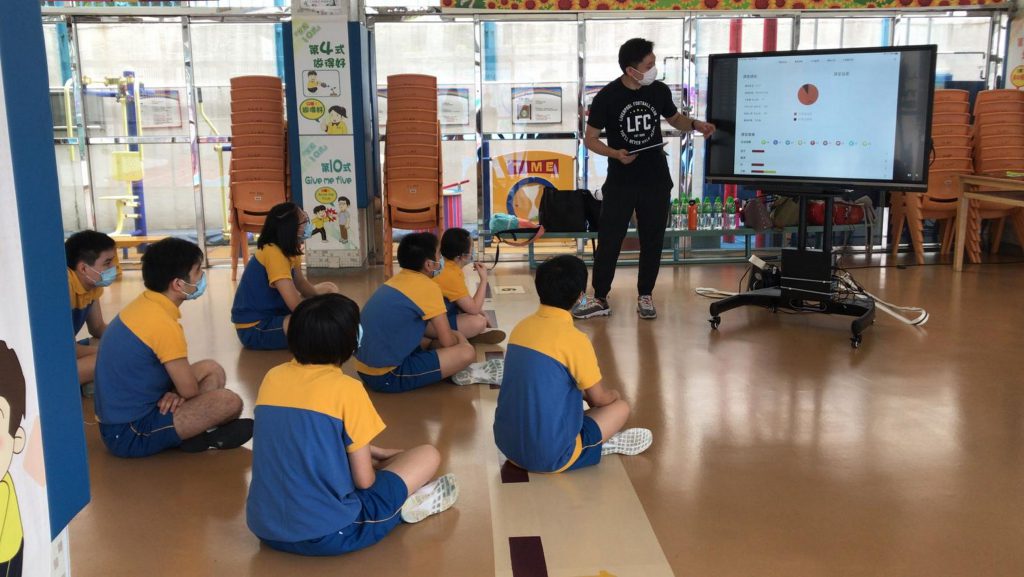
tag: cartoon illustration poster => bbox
[0,87,52,575]
[299,135,361,257]
[292,16,353,137]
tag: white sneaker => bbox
[452,359,504,386]
[401,473,460,523]
[601,428,653,456]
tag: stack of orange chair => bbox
[229,75,288,280]
[966,89,1024,262]
[891,89,974,265]
[383,74,443,277]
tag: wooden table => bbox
[955,175,1024,272]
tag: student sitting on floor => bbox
[355,232,503,392]
[231,202,341,350]
[246,293,459,556]
[94,238,252,458]
[434,228,506,345]
[493,255,653,473]
[65,230,117,395]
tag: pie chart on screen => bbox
[798,83,819,105]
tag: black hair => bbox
[535,255,588,310]
[618,38,655,73]
[257,202,304,257]
[141,237,203,293]
[307,71,317,77]
[328,105,347,118]
[440,227,472,260]
[288,293,360,366]
[65,230,116,268]
[338,196,350,207]
[0,341,26,438]
[397,232,438,271]
[313,205,327,215]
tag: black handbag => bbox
[539,187,587,232]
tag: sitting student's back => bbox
[494,255,652,474]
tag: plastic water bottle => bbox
[671,199,681,229]
[724,197,735,230]
[687,200,697,231]
[713,197,724,230]
[731,198,741,229]
[701,197,712,230]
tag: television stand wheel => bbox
[709,316,721,330]
[851,334,862,349]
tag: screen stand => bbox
[708,191,875,348]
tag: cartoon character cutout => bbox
[337,196,351,243]
[305,71,339,97]
[321,106,349,135]
[311,205,329,242]
[0,341,26,577]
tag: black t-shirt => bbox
[587,78,678,188]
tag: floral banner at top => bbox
[442,0,1002,10]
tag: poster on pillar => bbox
[1008,16,1024,90]
[292,14,363,267]
[299,135,363,266]
[490,151,575,223]
[292,16,353,137]
[0,81,53,576]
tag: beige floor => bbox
[71,253,1024,577]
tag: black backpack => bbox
[539,187,601,232]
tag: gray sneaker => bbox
[637,295,657,320]
[572,295,611,319]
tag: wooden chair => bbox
[229,180,288,280]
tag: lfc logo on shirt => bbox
[617,101,658,147]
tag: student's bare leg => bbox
[314,282,340,295]
[436,332,475,378]
[455,313,488,339]
[381,444,441,495]
[585,399,630,442]
[172,389,244,440]
[77,355,97,385]
[191,359,227,393]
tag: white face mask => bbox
[632,65,658,86]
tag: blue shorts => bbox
[261,470,408,556]
[358,349,442,393]
[445,302,460,331]
[236,316,288,350]
[99,406,182,458]
[564,416,604,472]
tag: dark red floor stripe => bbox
[509,536,549,577]
[500,460,529,484]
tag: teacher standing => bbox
[573,38,715,321]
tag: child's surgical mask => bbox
[88,265,118,288]
[301,220,314,240]
[180,273,207,301]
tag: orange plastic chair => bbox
[974,111,1024,126]
[232,168,286,183]
[232,122,285,136]
[231,99,284,113]
[231,157,284,171]
[383,178,442,277]
[977,134,1024,149]
[933,101,970,114]
[931,123,971,137]
[232,134,285,149]
[933,89,969,103]
[974,100,1024,115]
[229,180,288,280]
[976,123,1024,138]
[975,89,1024,107]
[231,111,285,126]
[386,120,439,136]
[232,145,284,160]
[385,132,440,147]
[388,96,438,112]
[930,157,973,172]
[933,146,972,159]
[387,108,438,124]
[385,143,440,158]
[933,134,972,148]
[388,74,437,91]
[385,155,441,170]
[231,87,282,102]
[932,112,971,125]
[898,169,970,264]
[230,76,283,90]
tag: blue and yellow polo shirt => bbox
[434,262,470,304]
[68,268,103,336]
[231,244,302,328]
[493,306,602,473]
[247,361,386,542]
[94,291,187,424]
[354,269,447,375]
